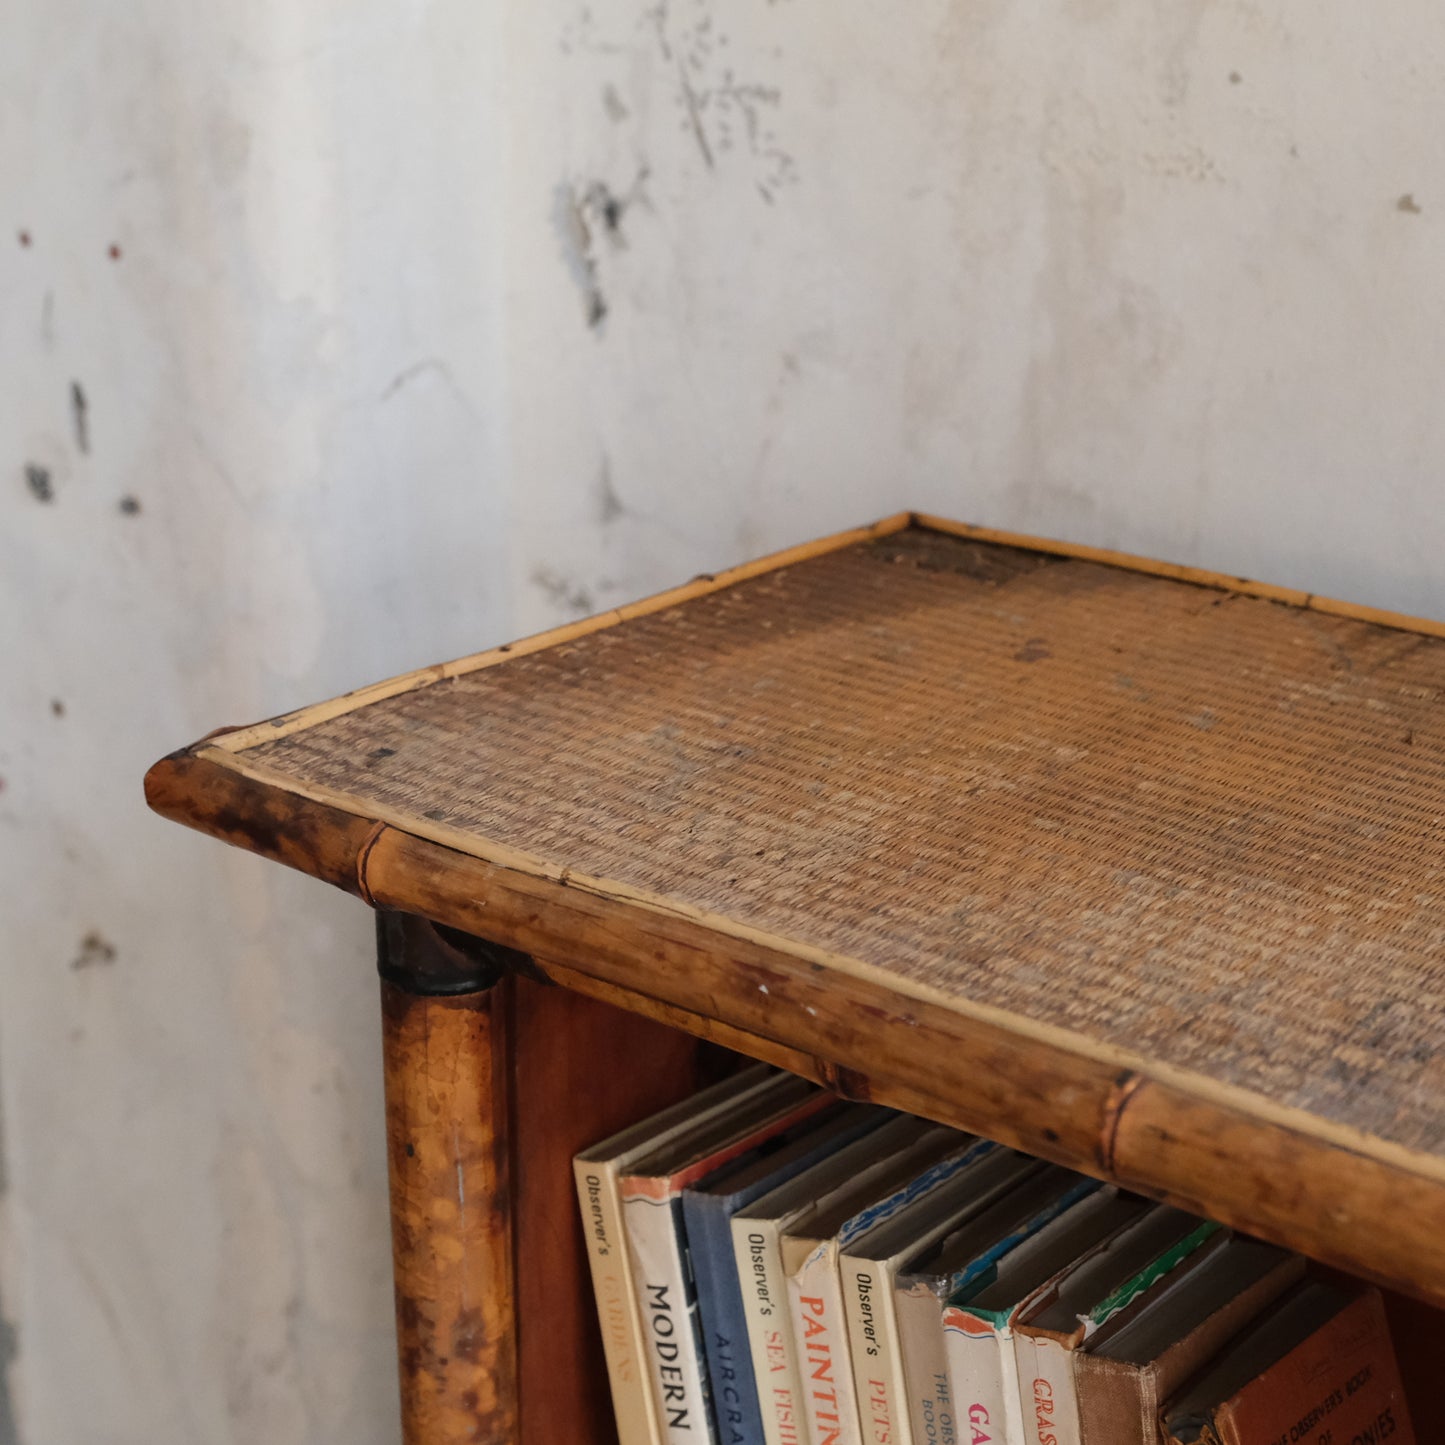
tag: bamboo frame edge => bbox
[158,744,1445,1197]
[910,513,1445,640]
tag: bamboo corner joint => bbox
[376,909,535,998]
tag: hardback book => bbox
[1011,1205,1221,1445]
[1159,1280,1416,1445]
[942,1188,1151,1445]
[895,1165,1102,1445]
[684,1103,896,1445]
[1074,1235,1304,1445]
[839,1145,1041,1445]
[575,1064,781,1445]
[782,1128,994,1445]
[731,1116,962,1445]
[623,1072,835,1445]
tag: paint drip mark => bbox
[596,457,625,523]
[678,63,715,170]
[24,464,53,503]
[554,182,607,328]
[70,381,89,454]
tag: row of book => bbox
[573,1066,1415,1445]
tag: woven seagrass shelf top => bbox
[147,512,1445,1305]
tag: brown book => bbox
[1012,1206,1220,1445]
[1074,1236,1304,1444]
[1160,1280,1416,1445]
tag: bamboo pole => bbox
[378,913,517,1445]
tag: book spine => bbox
[944,1312,1024,1445]
[1013,1334,1080,1445]
[840,1254,911,1445]
[685,1190,766,1445]
[625,1191,719,1445]
[788,1243,864,1445]
[733,1216,809,1445]
[896,1283,956,1445]
[574,1157,663,1445]
[1071,1356,1151,1445]
[995,1326,1025,1445]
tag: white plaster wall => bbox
[2,2,1444,1441]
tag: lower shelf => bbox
[502,976,1445,1445]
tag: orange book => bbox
[1160,1280,1415,1445]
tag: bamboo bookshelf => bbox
[146,513,1445,1444]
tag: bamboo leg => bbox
[378,912,518,1445]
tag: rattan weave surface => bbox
[246,528,1445,1156]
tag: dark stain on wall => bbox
[72,931,117,970]
[553,171,649,331]
[0,1080,17,1445]
[23,465,52,503]
[531,565,594,616]
[0,1290,18,1445]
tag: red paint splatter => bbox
[108,243,122,261]
[18,230,31,247]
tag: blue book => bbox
[683,1103,894,1445]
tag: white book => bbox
[731,1116,941,1445]
[839,1146,1039,1445]
[623,1074,832,1445]
[941,1189,1144,1445]
[782,1128,983,1445]
[575,1066,780,1445]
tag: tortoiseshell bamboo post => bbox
[377,911,519,1445]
